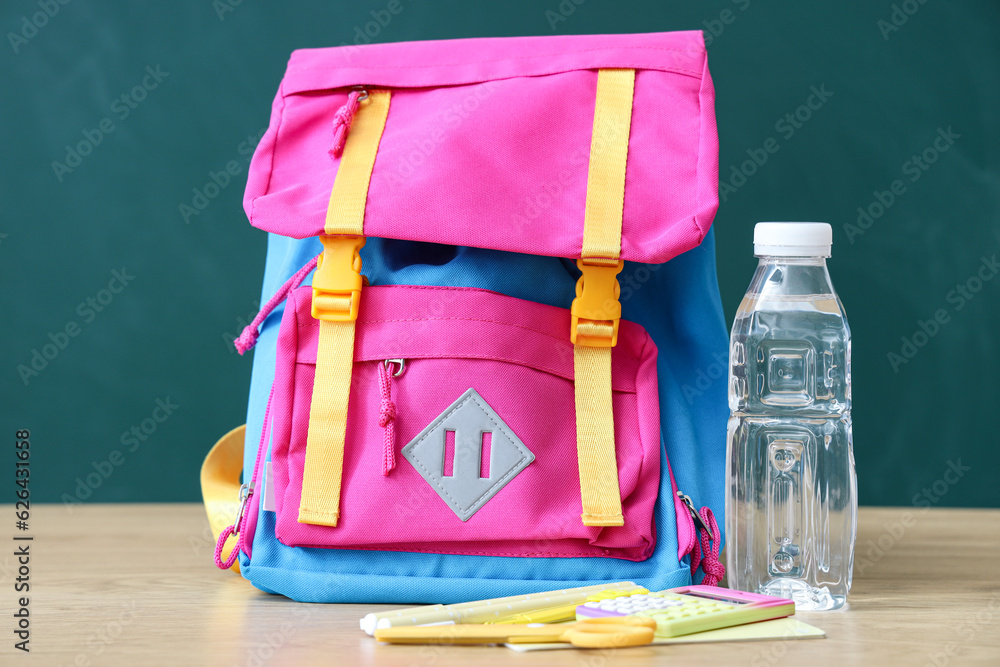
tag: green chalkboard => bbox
[1,1,997,508]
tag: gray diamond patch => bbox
[402,388,533,521]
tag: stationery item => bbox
[202,30,730,605]
[374,616,658,649]
[576,585,794,638]
[375,585,647,630]
[491,587,648,625]
[505,617,825,652]
[360,582,638,635]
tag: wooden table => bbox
[5,505,999,665]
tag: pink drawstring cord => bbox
[378,360,399,475]
[329,90,365,159]
[690,506,725,586]
[234,255,320,355]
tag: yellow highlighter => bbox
[492,588,648,624]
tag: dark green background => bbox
[2,1,997,508]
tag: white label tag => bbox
[262,461,276,512]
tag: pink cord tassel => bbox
[690,506,725,586]
[329,90,364,159]
[378,361,398,475]
[234,255,320,355]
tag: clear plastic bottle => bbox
[725,222,856,611]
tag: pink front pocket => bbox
[269,284,662,561]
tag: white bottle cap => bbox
[753,222,832,257]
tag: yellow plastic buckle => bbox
[571,258,624,347]
[311,235,366,322]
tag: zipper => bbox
[663,454,697,557]
[238,382,279,549]
[676,491,711,536]
[214,384,274,569]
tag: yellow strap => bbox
[300,319,357,525]
[300,89,391,526]
[582,69,635,262]
[574,345,624,526]
[324,90,391,236]
[200,424,247,572]
[574,69,635,527]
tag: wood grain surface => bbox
[3,505,998,665]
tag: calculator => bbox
[575,585,795,638]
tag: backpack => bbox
[201,30,729,603]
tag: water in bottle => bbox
[725,222,856,611]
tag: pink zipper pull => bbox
[378,359,405,475]
[329,88,368,159]
[215,482,253,569]
[678,492,725,586]
[214,384,274,570]
[234,254,320,354]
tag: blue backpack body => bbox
[234,232,729,603]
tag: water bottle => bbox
[725,222,856,611]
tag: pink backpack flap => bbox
[244,31,718,264]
